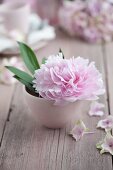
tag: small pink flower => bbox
[88,101,105,117]
[97,116,113,131]
[0,57,24,85]
[33,54,105,105]
[70,120,94,141]
[96,133,113,155]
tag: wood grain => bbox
[0,83,15,147]
[0,32,112,170]
[104,43,113,116]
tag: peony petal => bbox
[97,115,113,131]
[70,120,94,141]
[96,133,113,155]
[88,101,105,117]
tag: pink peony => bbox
[33,53,105,105]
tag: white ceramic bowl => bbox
[23,87,90,129]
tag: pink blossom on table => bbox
[0,57,24,85]
[72,12,88,36]
[87,0,102,16]
[59,7,75,36]
[63,1,85,12]
[58,0,113,43]
[83,27,101,43]
[88,101,105,117]
[96,133,113,155]
[33,53,105,105]
[70,120,94,141]
[59,1,86,36]
[97,116,113,132]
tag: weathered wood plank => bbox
[0,84,56,170]
[104,43,113,115]
[0,32,112,170]
[0,84,15,146]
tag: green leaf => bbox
[14,75,35,92]
[59,48,64,59]
[18,42,40,74]
[6,66,33,83]
[42,57,47,64]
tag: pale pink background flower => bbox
[59,1,86,35]
[96,133,113,155]
[97,116,113,131]
[88,101,105,117]
[33,54,105,105]
[58,0,113,43]
[83,27,101,43]
[0,57,24,85]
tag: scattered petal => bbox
[97,115,113,132]
[70,120,94,141]
[96,133,113,155]
[88,101,105,117]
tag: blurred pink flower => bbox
[88,101,105,117]
[96,133,113,155]
[33,53,105,105]
[58,0,113,43]
[97,115,113,132]
[0,57,24,85]
[83,27,101,43]
[59,1,86,36]
[70,120,94,141]
[87,0,102,16]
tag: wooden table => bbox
[0,31,113,170]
